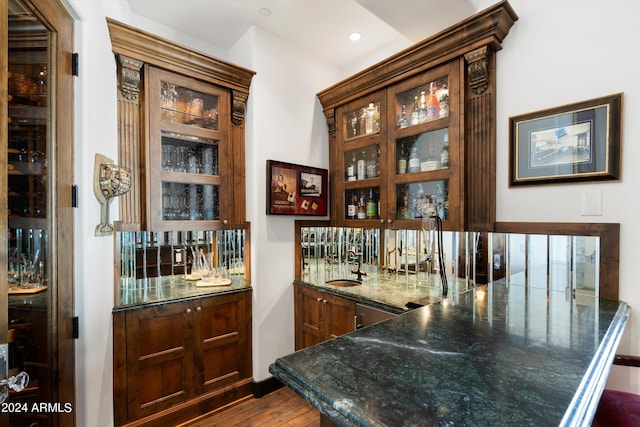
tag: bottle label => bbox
[357,160,365,180]
[347,204,356,218]
[366,201,377,218]
[409,157,420,170]
[347,164,355,178]
[357,208,366,219]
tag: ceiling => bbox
[126,0,479,71]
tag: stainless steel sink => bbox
[326,279,361,287]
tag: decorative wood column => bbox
[115,54,144,230]
[464,46,496,231]
[231,89,249,224]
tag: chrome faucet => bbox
[348,249,367,282]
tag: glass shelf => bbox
[395,76,448,129]
[161,131,219,176]
[396,180,448,221]
[160,81,219,131]
[396,128,449,174]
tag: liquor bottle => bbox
[408,145,420,173]
[426,82,440,120]
[366,188,378,219]
[441,134,449,168]
[366,150,377,178]
[365,102,375,134]
[347,193,357,219]
[397,142,407,174]
[410,96,420,125]
[398,104,410,128]
[357,192,367,219]
[347,152,356,181]
[418,90,428,123]
[439,83,449,118]
[357,150,366,180]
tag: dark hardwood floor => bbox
[180,386,320,427]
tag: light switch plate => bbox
[581,190,603,216]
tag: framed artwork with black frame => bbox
[266,160,328,215]
[509,93,622,186]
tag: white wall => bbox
[228,27,340,381]
[481,0,640,392]
[62,1,640,425]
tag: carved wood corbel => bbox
[232,90,249,126]
[465,46,489,96]
[116,54,143,102]
[324,108,336,138]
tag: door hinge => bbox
[72,53,79,76]
[72,185,78,208]
[72,316,79,339]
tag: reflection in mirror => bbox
[7,0,52,424]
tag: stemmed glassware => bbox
[97,163,132,234]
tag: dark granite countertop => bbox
[113,275,251,312]
[271,281,630,426]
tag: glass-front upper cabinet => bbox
[147,66,230,231]
[335,91,386,225]
[386,61,461,229]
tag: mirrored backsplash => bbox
[116,229,248,306]
[299,225,600,298]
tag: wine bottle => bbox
[441,134,449,168]
[366,188,378,219]
[365,102,375,134]
[366,150,377,178]
[347,193,357,219]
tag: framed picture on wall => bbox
[267,160,328,215]
[509,93,622,186]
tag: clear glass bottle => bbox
[397,142,407,174]
[418,90,428,123]
[366,150,377,178]
[365,102,376,134]
[398,104,409,128]
[408,145,420,173]
[410,96,420,125]
[439,83,449,118]
[357,150,366,180]
[441,134,449,168]
[347,152,356,181]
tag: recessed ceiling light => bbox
[348,32,362,41]
[258,8,271,16]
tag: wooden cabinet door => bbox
[194,292,250,394]
[324,294,356,339]
[125,302,194,419]
[295,285,356,349]
[295,285,324,350]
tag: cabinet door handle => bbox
[380,219,385,224]
[322,299,328,304]
[222,219,229,225]
[317,297,322,302]
[387,219,393,224]
[185,308,192,314]
[196,306,202,312]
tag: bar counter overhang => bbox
[270,280,630,426]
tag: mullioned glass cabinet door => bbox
[335,91,386,225]
[385,60,461,230]
[147,66,231,231]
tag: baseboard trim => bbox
[252,376,284,398]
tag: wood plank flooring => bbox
[181,386,320,427]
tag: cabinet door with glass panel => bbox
[147,66,230,231]
[335,90,386,226]
[386,61,461,230]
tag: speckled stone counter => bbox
[113,275,250,311]
[271,281,630,426]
